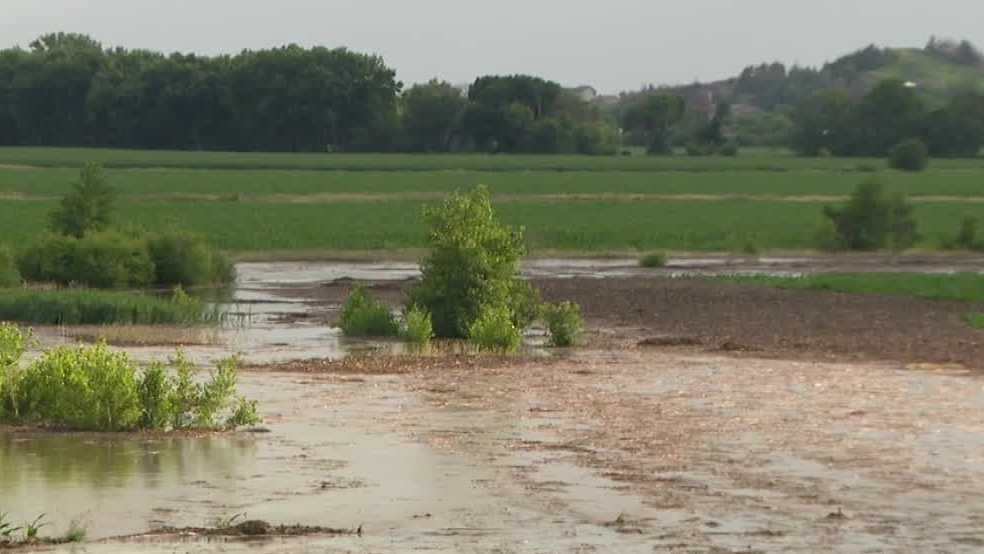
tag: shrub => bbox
[147,231,235,287]
[0,323,28,418]
[3,344,259,432]
[889,138,929,172]
[821,179,918,251]
[18,232,155,289]
[469,304,522,353]
[946,217,983,251]
[339,285,399,337]
[15,344,142,431]
[541,301,584,347]
[402,306,434,345]
[409,186,535,338]
[639,252,668,268]
[49,163,116,238]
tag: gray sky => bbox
[3,0,982,93]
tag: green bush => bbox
[339,285,399,337]
[409,186,536,338]
[889,138,930,172]
[0,246,19,288]
[639,252,668,268]
[945,217,983,251]
[15,344,142,431]
[469,305,522,353]
[2,343,259,432]
[541,301,584,347]
[147,231,235,287]
[402,306,435,345]
[49,163,116,238]
[821,179,918,251]
[0,323,28,418]
[0,289,216,325]
[18,232,155,289]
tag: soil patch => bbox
[537,276,984,369]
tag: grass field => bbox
[1,147,984,255]
[723,273,984,303]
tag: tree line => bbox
[0,33,617,154]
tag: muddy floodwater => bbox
[6,257,984,553]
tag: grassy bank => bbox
[0,289,219,325]
[723,273,984,303]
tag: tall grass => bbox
[0,246,19,287]
[966,313,984,329]
[0,289,220,325]
[723,273,984,303]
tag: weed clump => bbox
[821,179,918,251]
[49,163,116,238]
[639,252,668,268]
[340,285,399,337]
[469,304,522,353]
[0,326,260,432]
[410,185,537,339]
[541,301,584,347]
[402,306,434,345]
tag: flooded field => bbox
[5,257,984,552]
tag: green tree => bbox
[620,93,685,154]
[409,186,536,338]
[402,80,466,152]
[791,89,854,156]
[822,179,918,251]
[49,163,116,238]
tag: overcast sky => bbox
[3,0,982,93]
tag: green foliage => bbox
[18,231,155,288]
[49,163,116,238]
[339,285,400,337]
[822,179,918,251]
[147,230,235,287]
[541,301,584,347]
[0,245,20,288]
[1,344,259,431]
[621,93,686,154]
[966,313,984,329]
[468,305,522,353]
[409,186,534,338]
[15,344,142,431]
[402,80,467,152]
[0,323,29,418]
[0,512,21,540]
[945,217,984,251]
[402,306,435,345]
[0,289,216,325]
[24,514,48,540]
[18,229,232,289]
[639,252,668,268]
[722,273,984,302]
[889,138,929,172]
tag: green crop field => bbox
[1,147,983,256]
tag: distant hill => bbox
[612,38,984,115]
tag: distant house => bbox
[570,86,598,102]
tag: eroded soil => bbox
[8,259,984,553]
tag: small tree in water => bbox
[409,185,538,339]
[50,163,116,238]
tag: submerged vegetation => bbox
[0,324,259,432]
